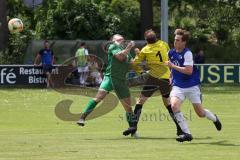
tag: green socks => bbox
[83,99,98,113]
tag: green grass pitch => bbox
[0,86,240,160]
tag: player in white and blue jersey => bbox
[165,29,222,142]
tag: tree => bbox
[3,0,240,63]
[0,0,8,51]
[0,0,33,64]
[34,0,140,40]
[140,0,153,39]
[110,0,140,39]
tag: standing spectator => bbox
[34,40,54,88]
[75,42,89,86]
[88,55,103,86]
[194,48,205,64]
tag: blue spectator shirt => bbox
[39,49,54,65]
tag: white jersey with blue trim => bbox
[168,48,200,88]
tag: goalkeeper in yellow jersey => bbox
[123,29,182,137]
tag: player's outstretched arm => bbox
[114,41,135,61]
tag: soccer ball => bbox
[8,18,24,33]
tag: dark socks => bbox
[134,104,143,126]
[126,112,137,127]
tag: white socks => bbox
[173,109,217,135]
[204,109,217,122]
[174,111,191,134]
[80,72,88,84]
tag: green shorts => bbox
[100,76,130,99]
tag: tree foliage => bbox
[3,0,240,64]
[166,0,240,46]
[0,0,33,64]
[34,0,140,40]
[0,0,8,51]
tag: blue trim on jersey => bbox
[168,48,200,88]
[39,49,53,65]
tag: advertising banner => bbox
[0,65,59,86]
[0,64,239,87]
[198,64,240,84]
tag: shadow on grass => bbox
[84,137,240,147]
[98,136,213,141]
[187,140,240,147]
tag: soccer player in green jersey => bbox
[77,34,137,134]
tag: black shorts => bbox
[43,64,53,73]
[141,75,171,98]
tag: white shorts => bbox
[170,85,202,103]
[90,72,102,84]
[78,66,89,73]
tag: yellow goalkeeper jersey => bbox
[133,40,171,79]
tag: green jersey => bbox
[105,43,132,80]
[75,48,88,67]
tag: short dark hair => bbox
[80,42,86,46]
[174,29,190,42]
[144,29,156,38]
